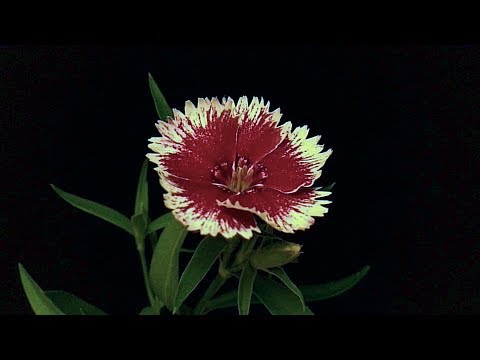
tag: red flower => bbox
[147,97,332,239]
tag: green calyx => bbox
[218,231,302,277]
[250,241,302,270]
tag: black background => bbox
[1,45,478,315]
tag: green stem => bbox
[138,247,155,308]
[244,235,258,254]
[232,235,258,268]
[193,274,227,315]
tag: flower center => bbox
[212,157,267,193]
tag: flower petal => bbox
[260,125,332,193]
[147,98,239,184]
[162,176,260,239]
[234,96,288,165]
[219,188,331,233]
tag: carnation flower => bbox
[147,97,332,239]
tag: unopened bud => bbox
[250,242,302,269]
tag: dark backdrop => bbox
[1,45,478,315]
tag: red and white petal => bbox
[260,125,332,193]
[234,96,289,165]
[218,188,331,233]
[147,98,239,184]
[162,176,260,239]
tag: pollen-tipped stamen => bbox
[212,157,268,194]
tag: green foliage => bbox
[18,263,64,315]
[149,217,188,311]
[139,306,157,315]
[238,264,257,315]
[134,159,149,215]
[253,274,313,315]
[147,212,174,235]
[50,184,133,235]
[148,73,174,121]
[299,265,370,301]
[263,267,305,310]
[174,236,227,313]
[206,266,370,313]
[45,291,107,315]
[323,182,336,191]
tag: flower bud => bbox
[250,242,302,269]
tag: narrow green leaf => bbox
[148,73,174,121]
[135,159,149,215]
[323,182,336,192]
[146,212,174,235]
[299,265,370,302]
[206,291,262,313]
[238,264,257,315]
[45,291,107,315]
[178,304,193,315]
[18,263,64,315]
[173,236,227,313]
[149,217,188,311]
[139,306,157,315]
[253,274,313,315]
[206,266,371,312]
[50,184,133,235]
[206,290,241,311]
[263,267,305,310]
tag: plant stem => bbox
[231,235,258,269]
[193,274,227,315]
[138,247,155,308]
[265,224,274,234]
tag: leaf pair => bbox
[173,236,227,313]
[48,157,175,315]
[49,71,176,242]
[237,265,309,315]
[19,263,107,315]
[50,184,134,235]
[50,183,172,239]
[149,233,227,313]
[208,265,370,314]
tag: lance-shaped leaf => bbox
[323,182,336,191]
[263,267,305,310]
[18,263,64,315]
[148,73,174,121]
[149,217,188,311]
[50,184,133,235]
[207,265,370,311]
[135,159,149,215]
[146,212,174,235]
[238,263,257,315]
[299,265,370,301]
[139,306,157,315]
[205,290,244,312]
[254,275,312,315]
[253,274,313,315]
[45,291,107,315]
[134,159,158,245]
[173,236,227,313]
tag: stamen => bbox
[212,157,268,194]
